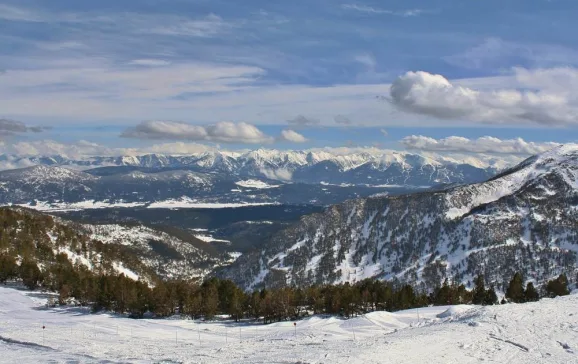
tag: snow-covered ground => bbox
[10,200,146,212]
[235,180,280,189]
[147,197,279,209]
[0,286,576,363]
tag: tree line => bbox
[0,253,571,322]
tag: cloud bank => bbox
[121,121,274,144]
[401,135,560,155]
[0,119,48,136]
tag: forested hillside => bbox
[219,145,578,292]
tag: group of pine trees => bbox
[1,254,572,322]
[0,207,573,323]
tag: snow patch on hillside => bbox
[235,179,280,189]
[147,197,279,209]
[11,200,145,212]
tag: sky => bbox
[1,0,578,158]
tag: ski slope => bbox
[0,285,576,363]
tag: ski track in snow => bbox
[0,286,576,363]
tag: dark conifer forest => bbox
[1,207,571,323]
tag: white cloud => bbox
[341,4,425,17]
[145,14,230,37]
[401,135,560,155]
[145,142,217,155]
[341,4,393,14]
[128,59,171,67]
[390,69,578,125]
[2,140,117,159]
[0,4,232,38]
[354,53,377,68]
[446,38,578,70]
[0,139,221,159]
[260,168,293,181]
[121,121,274,144]
[278,129,307,143]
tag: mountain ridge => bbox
[0,149,516,186]
[217,144,578,291]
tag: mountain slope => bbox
[218,145,578,291]
[0,207,232,282]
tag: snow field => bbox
[0,286,577,363]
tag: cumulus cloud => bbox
[389,69,578,125]
[278,129,308,143]
[334,115,352,125]
[401,135,560,155]
[121,121,274,144]
[287,115,320,127]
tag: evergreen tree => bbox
[472,275,486,304]
[201,281,219,320]
[0,254,17,283]
[524,282,540,302]
[19,259,43,289]
[505,272,525,303]
[545,274,570,298]
[483,286,498,306]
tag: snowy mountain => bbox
[218,145,578,291]
[0,148,522,209]
[0,207,234,281]
[0,165,437,207]
[0,148,512,186]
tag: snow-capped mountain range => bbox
[0,149,522,208]
[0,149,515,186]
[218,145,578,291]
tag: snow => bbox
[12,200,146,212]
[112,262,139,281]
[147,197,279,209]
[226,252,243,263]
[193,232,231,244]
[235,179,280,189]
[0,286,576,363]
[436,305,473,318]
[446,144,578,219]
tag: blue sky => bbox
[1,0,578,156]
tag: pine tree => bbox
[0,254,17,283]
[19,259,43,289]
[524,282,539,302]
[545,274,570,298]
[483,286,498,306]
[505,272,525,303]
[472,275,486,304]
